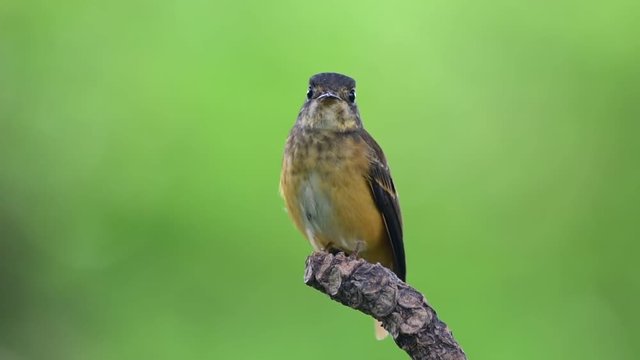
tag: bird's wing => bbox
[360,131,406,281]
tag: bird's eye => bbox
[306,88,313,100]
[348,89,356,103]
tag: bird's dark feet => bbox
[356,240,367,257]
[348,241,365,260]
[325,245,342,255]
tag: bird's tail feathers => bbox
[374,320,388,340]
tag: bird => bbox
[279,72,405,339]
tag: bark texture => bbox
[304,252,467,360]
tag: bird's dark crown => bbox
[309,73,356,90]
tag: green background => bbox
[1,0,639,359]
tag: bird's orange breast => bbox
[280,129,395,270]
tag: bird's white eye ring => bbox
[348,89,356,103]
[306,87,313,100]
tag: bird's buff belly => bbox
[294,171,386,254]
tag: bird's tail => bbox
[374,320,388,340]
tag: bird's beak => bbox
[317,92,341,101]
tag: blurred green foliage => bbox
[1,0,639,359]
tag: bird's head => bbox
[296,72,362,131]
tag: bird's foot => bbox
[348,240,366,260]
[325,245,342,256]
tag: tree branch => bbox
[304,252,467,360]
